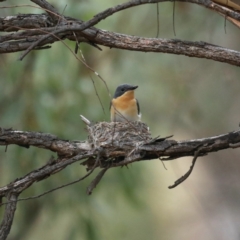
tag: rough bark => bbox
[0,193,18,240]
[0,0,240,66]
[0,127,240,198]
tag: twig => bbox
[224,14,227,34]
[90,75,106,115]
[172,0,176,36]
[56,4,67,27]
[10,24,111,106]
[30,0,60,21]
[168,146,203,189]
[86,168,108,195]
[78,46,106,115]
[80,115,91,126]
[0,153,94,198]
[8,24,111,101]
[156,3,160,38]
[229,142,240,148]
[0,156,98,207]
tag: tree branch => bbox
[0,193,18,240]
[168,146,203,189]
[0,127,91,156]
[1,0,240,65]
[30,0,61,22]
[1,15,240,66]
[88,31,240,67]
[1,126,240,199]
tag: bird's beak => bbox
[130,85,138,90]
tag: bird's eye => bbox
[121,88,124,92]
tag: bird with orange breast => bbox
[110,84,141,122]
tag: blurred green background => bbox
[1,0,240,239]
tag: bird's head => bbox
[113,84,138,98]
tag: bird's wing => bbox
[136,99,140,115]
[109,99,113,111]
[110,100,115,122]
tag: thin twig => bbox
[12,24,111,102]
[0,156,99,207]
[12,24,112,106]
[229,142,240,148]
[159,158,168,170]
[55,4,67,28]
[224,15,227,34]
[78,46,106,115]
[86,168,108,195]
[173,0,176,36]
[224,0,228,34]
[31,0,60,20]
[156,3,160,38]
[90,75,106,115]
[168,146,203,189]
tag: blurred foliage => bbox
[1,0,240,240]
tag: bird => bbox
[110,84,141,122]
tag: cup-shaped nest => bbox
[87,121,151,149]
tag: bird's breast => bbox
[111,92,140,122]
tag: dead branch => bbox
[0,0,240,65]
[0,193,18,240]
[0,122,239,239]
[86,168,109,195]
[1,124,240,199]
[30,0,60,21]
[168,146,204,188]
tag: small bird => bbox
[110,84,141,122]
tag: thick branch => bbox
[88,31,240,66]
[0,127,240,198]
[138,130,240,160]
[0,0,240,65]
[0,128,91,156]
[1,17,240,66]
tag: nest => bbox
[86,121,152,150]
